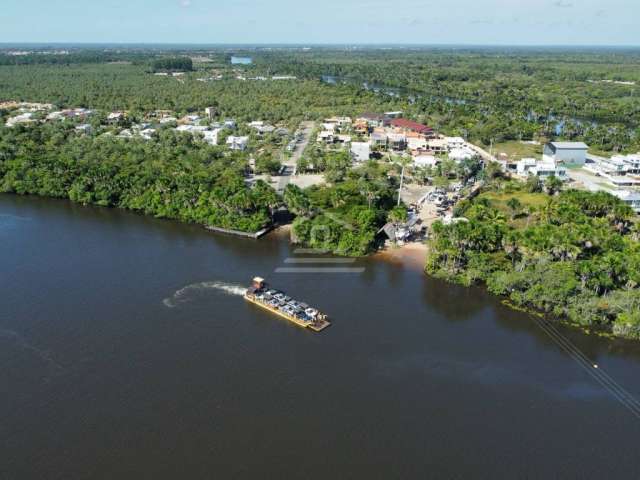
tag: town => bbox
[4,99,639,237]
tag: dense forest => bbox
[284,160,398,255]
[2,46,639,152]
[0,63,395,125]
[248,48,640,153]
[426,178,640,339]
[151,57,193,72]
[0,123,277,232]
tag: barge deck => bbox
[244,277,331,332]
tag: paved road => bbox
[276,121,314,193]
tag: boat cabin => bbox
[252,277,266,290]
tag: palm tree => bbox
[506,197,522,219]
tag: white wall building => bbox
[449,147,476,162]
[445,136,466,150]
[350,142,370,163]
[226,136,249,151]
[517,157,567,179]
[543,142,589,165]
[413,154,438,168]
[611,190,640,213]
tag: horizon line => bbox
[1,42,640,49]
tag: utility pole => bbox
[397,163,405,207]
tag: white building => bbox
[75,124,92,134]
[317,131,334,143]
[205,107,217,121]
[226,136,249,151]
[107,111,125,122]
[448,147,476,162]
[516,158,538,176]
[407,136,428,151]
[350,142,370,163]
[140,128,157,140]
[413,154,438,168]
[611,190,640,213]
[445,136,466,150]
[543,142,589,165]
[425,138,447,153]
[517,157,567,179]
[6,112,35,127]
[533,159,567,179]
[201,129,221,145]
[612,154,640,174]
[387,133,406,151]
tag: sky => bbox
[1,0,638,46]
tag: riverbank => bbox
[373,241,428,271]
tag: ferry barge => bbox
[244,277,331,332]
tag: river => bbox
[2,194,640,479]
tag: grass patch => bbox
[492,141,543,160]
[480,191,548,211]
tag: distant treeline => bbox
[0,51,151,66]
[151,57,193,72]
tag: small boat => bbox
[244,277,331,332]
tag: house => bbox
[353,118,370,134]
[426,138,448,154]
[205,106,217,121]
[445,137,466,150]
[46,111,65,121]
[140,128,157,140]
[370,130,388,148]
[413,154,438,168]
[107,111,125,123]
[6,112,35,127]
[201,129,221,145]
[543,142,588,165]
[317,131,334,143]
[387,132,407,151]
[389,118,434,137]
[182,114,202,125]
[611,190,640,213]
[449,147,476,162]
[517,157,566,179]
[384,111,403,119]
[324,116,352,128]
[117,129,133,139]
[611,154,640,174]
[516,158,538,176]
[358,113,387,128]
[407,133,428,151]
[350,142,371,163]
[75,124,92,134]
[226,136,249,151]
[335,134,352,144]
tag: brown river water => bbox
[2,194,640,479]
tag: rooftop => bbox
[389,118,433,134]
[549,141,589,150]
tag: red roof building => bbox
[390,118,433,135]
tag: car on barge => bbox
[244,277,330,332]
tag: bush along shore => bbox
[425,178,640,339]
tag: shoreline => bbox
[372,242,429,271]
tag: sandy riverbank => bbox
[373,242,429,271]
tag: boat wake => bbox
[163,281,248,308]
